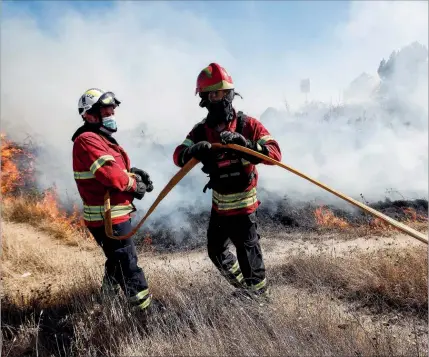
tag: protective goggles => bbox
[98,92,121,107]
[199,90,230,103]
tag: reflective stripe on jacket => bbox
[173,110,282,216]
[72,128,137,227]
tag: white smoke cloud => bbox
[1,1,427,234]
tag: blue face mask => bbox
[100,115,117,134]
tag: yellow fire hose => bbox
[104,143,428,245]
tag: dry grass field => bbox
[2,200,427,357]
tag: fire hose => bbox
[104,143,428,245]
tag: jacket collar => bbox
[71,122,118,145]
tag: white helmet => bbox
[78,88,121,117]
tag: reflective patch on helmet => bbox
[85,88,103,98]
[202,80,234,92]
[203,66,212,78]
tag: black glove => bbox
[132,175,147,200]
[181,141,212,165]
[130,167,153,192]
[220,131,248,147]
[220,131,268,164]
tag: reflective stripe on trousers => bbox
[229,261,244,286]
[129,289,152,310]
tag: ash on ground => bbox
[135,196,428,252]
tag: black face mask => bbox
[201,90,235,128]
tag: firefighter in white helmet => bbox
[72,88,153,311]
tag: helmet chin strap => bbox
[99,126,114,136]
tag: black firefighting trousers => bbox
[207,210,267,292]
[88,219,151,310]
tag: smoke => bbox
[1,1,427,240]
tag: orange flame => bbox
[1,133,28,195]
[142,232,154,252]
[402,207,428,223]
[37,187,89,236]
[314,206,350,229]
[143,232,152,246]
[365,207,428,235]
[368,217,390,231]
[1,132,89,239]
[35,187,84,227]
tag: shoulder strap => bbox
[236,111,248,135]
[192,118,207,142]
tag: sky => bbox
[3,1,350,54]
[2,0,427,116]
[1,0,428,235]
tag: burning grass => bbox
[1,132,91,245]
[2,189,92,246]
[1,220,427,357]
[2,131,427,251]
[314,205,351,229]
[1,132,36,195]
[312,205,428,244]
[140,201,428,252]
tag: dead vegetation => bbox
[1,191,93,247]
[1,221,100,308]
[1,219,427,357]
[270,246,428,318]
[1,132,427,356]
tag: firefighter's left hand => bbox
[130,167,154,192]
[220,131,248,147]
[132,175,147,200]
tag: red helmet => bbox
[195,63,234,95]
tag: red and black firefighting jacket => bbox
[173,110,282,216]
[72,126,139,228]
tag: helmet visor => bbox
[98,92,121,107]
[199,89,233,103]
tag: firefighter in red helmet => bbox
[173,63,282,298]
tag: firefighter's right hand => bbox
[183,141,212,163]
[132,175,147,200]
